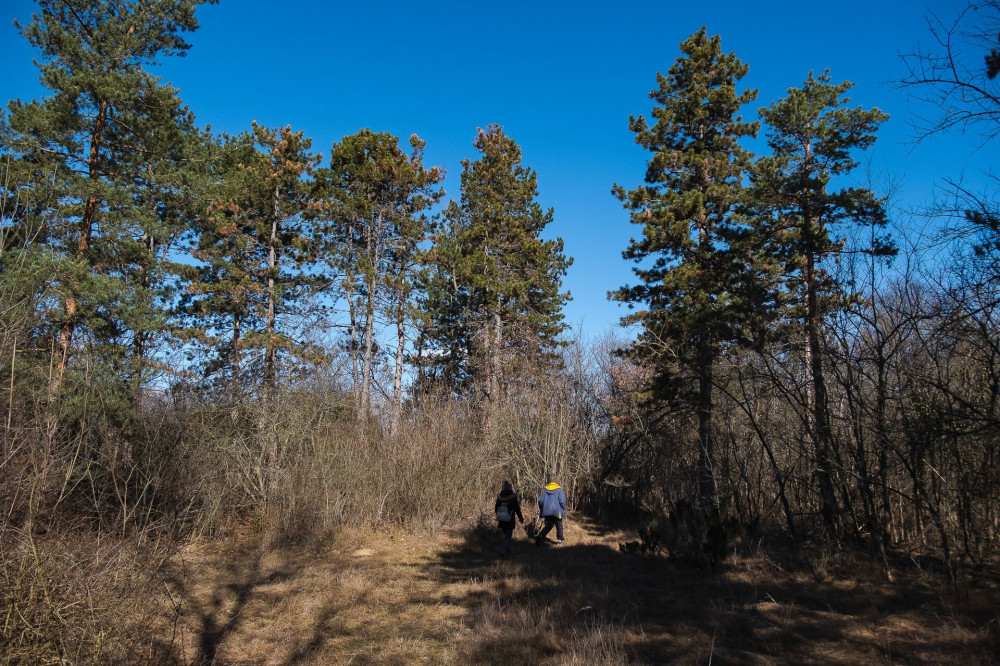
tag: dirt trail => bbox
[150,517,998,664]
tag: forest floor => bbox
[147,515,1000,665]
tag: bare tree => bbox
[899,1,1000,142]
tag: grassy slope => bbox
[149,517,999,665]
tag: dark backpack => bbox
[496,500,512,522]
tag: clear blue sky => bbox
[1,0,989,338]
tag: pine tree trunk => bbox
[129,233,155,430]
[360,212,381,418]
[805,247,840,539]
[390,286,405,435]
[491,307,501,400]
[361,287,375,415]
[482,295,502,439]
[48,98,108,443]
[264,185,280,498]
[345,219,360,413]
[695,205,718,508]
[696,336,718,507]
[264,184,279,392]
[231,313,242,402]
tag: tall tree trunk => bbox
[805,245,840,538]
[54,102,108,372]
[696,334,718,507]
[361,280,375,416]
[48,98,108,441]
[345,219,360,413]
[695,214,718,507]
[482,294,502,440]
[231,313,241,402]
[390,284,406,435]
[491,305,502,400]
[264,183,279,392]
[263,184,281,499]
[360,212,381,418]
[131,233,155,411]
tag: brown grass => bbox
[143,515,1000,665]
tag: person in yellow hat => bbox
[535,480,567,545]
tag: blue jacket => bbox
[538,483,567,519]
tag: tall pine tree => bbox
[612,29,758,504]
[316,129,443,422]
[178,123,320,399]
[749,71,891,537]
[419,125,571,418]
[1,0,215,436]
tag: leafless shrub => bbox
[0,521,176,665]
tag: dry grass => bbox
[149,527,469,664]
[144,515,1000,665]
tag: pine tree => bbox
[382,136,444,430]
[419,124,571,414]
[749,70,891,537]
[1,0,215,434]
[612,28,758,504]
[316,129,443,421]
[178,124,320,399]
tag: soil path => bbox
[152,516,998,664]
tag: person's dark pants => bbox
[499,522,515,556]
[538,516,563,542]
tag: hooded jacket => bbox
[495,488,523,527]
[537,482,567,520]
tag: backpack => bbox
[496,500,512,522]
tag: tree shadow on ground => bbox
[147,519,999,664]
[432,516,999,665]
[151,531,481,665]
[152,541,312,665]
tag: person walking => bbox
[536,480,567,546]
[495,481,523,558]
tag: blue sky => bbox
[1,0,990,339]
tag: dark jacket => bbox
[538,482,567,519]
[495,491,524,529]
